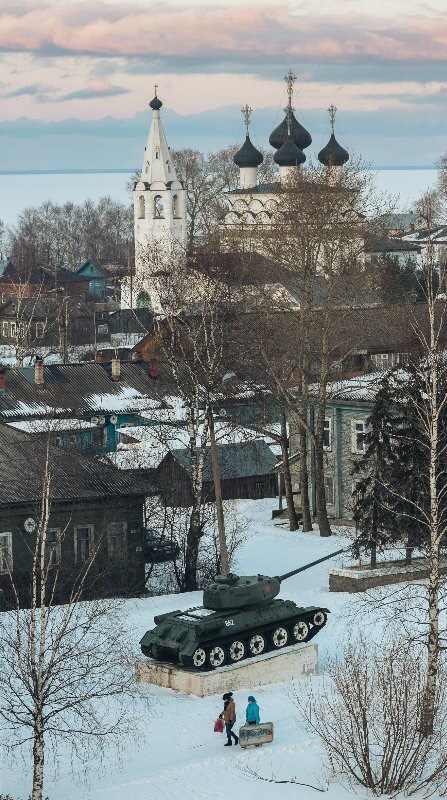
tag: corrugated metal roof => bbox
[0,426,147,505]
[169,440,278,481]
[0,362,180,420]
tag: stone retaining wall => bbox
[328,559,447,593]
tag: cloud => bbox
[0,1,446,67]
[54,80,129,102]
[2,83,46,98]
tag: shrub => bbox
[300,637,447,796]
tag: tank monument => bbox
[136,549,343,696]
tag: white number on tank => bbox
[224,619,234,627]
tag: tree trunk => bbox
[370,540,377,568]
[280,407,298,531]
[300,428,312,531]
[421,542,439,736]
[314,442,332,537]
[32,717,45,800]
[184,503,202,590]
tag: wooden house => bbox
[156,439,278,506]
[0,425,147,609]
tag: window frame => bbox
[74,524,94,564]
[351,419,366,454]
[106,521,128,561]
[0,531,13,574]
[323,417,332,450]
[35,322,45,339]
[44,528,61,568]
[324,476,335,506]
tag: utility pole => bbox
[208,407,229,574]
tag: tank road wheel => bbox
[228,639,246,663]
[313,611,327,627]
[191,647,207,669]
[248,633,266,657]
[292,620,309,642]
[271,626,289,649]
[207,645,227,669]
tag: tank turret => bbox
[203,548,345,611]
[140,547,345,670]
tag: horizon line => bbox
[0,165,438,176]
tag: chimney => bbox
[0,367,6,392]
[148,359,158,379]
[111,356,121,381]
[34,356,44,386]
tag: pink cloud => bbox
[0,2,445,62]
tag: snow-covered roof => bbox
[311,373,382,403]
[7,418,99,434]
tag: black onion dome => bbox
[233,135,264,168]
[318,133,349,166]
[269,112,312,151]
[149,95,163,110]
[273,135,306,167]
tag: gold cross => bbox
[284,69,297,105]
[241,104,253,135]
[328,104,337,132]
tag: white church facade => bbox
[121,90,186,312]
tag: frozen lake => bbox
[0,168,438,229]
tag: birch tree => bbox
[149,243,235,589]
[0,436,144,800]
[249,156,384,535]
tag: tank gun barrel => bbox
[276,547,346,583]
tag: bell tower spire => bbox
[121,88,186,312]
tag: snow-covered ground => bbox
[0,499,438,800]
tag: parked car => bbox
[144,528,180,563]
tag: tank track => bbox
[179,607,328,670]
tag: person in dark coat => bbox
[246,695,260,725]
[221,692,238,746]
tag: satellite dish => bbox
[98,416,106,425]
[24,517,36,533]
[91,416,99,425]
[110,415,118,425]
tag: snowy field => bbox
[1,499,438,800]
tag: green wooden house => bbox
[0,425,148,609]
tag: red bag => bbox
[214,717,224,733]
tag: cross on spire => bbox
[241,104,253,135]
[284,69,296,109]
[284,69,297,135]
[154,84,158,97]
[328,103,337,133]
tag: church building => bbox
[121,89,186,312]
[224,70,350,234]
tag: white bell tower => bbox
[121,87,186,311]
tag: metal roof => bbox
[168,439,278,481]
[0,361,179,420]
[0,426,147,505]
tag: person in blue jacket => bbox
[246,695,260,725]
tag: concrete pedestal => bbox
[135,642,318,697]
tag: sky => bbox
[0,0,446,169]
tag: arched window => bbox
[138,195,145,219]
[172,194,179,217]
[154,195,163,218]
